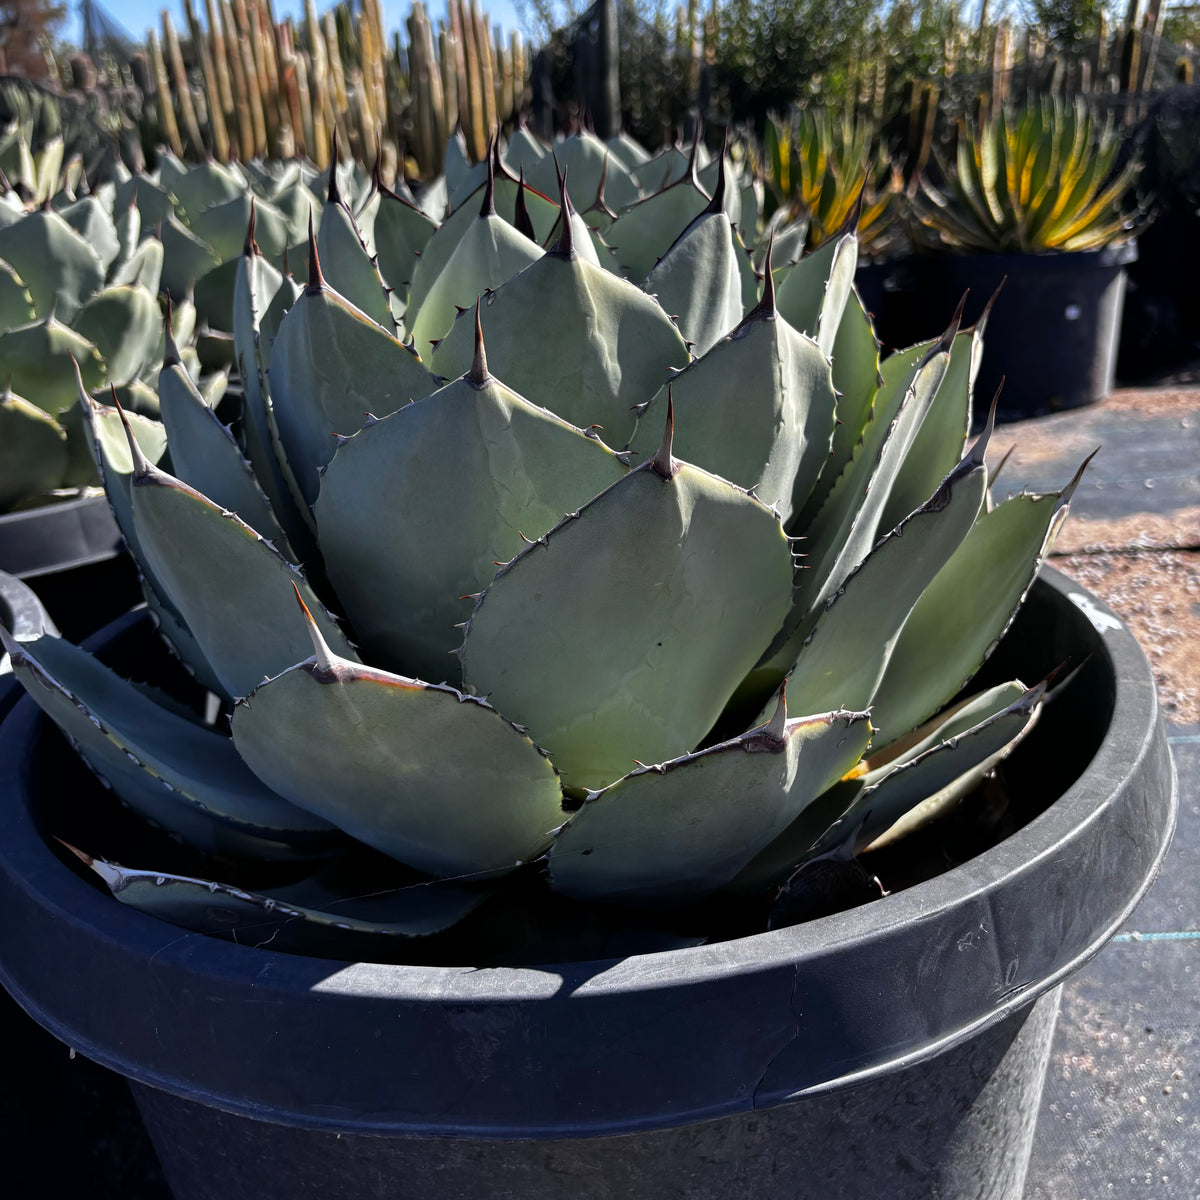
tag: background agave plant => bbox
[4,130,1089,964]
[912,97,1141,254]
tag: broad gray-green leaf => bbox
[0,315,105,413]
[159,212,221,298]
[316,349,628,683]
[317,195,394,330]
[126,449,357,699]
[160,155,246,222]
[3,627,334,858]
[108,236,164,294]
[431,251,688,450]
[549,702,872,905]
[0,257,35,329]
[794,284,881,528]
[868,466,1084,743]
[878,312,983,535]
[788,325,956,614]
[72,284,162,387]
[110,195,141,272]
[642,199,743,357]
[0,208,105,320]
[74,854,490,952]
[0,387,67,508]
[58,195,121,274]
[232,625,565,878]
[814,680,1044,858]
[190,194,289,263]
[753,422,988,715]
[368,182,438,295]
[628,292,837,524]
[605,177,710,281]
[268,266,437,506]
[409,209,542,360]
[774,229,857,357]
[408,174,559,315]
[461,452,794,789]
[159,354,292,553]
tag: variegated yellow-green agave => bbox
[4,130,1089,961]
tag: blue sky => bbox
[64,1,526,49]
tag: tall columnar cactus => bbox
[5,130,1090,961]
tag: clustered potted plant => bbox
[905,96,1142,417]
[0,130,1175,1200]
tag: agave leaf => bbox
[868,466,1084,744]
[605,177,710,282]
[773,228,857,356]
[461,448,794,790]
[190,194,290,264]
[0,387,67,508]
[58,195,121,275]
[317,193,395,331]
[409,206,542,360]
[115,175,173,229]
[159,155,246,222]
[409,175,559,315]
[878,316,984,535]
[697,154,741,228]
[793,285,880,529]
[192,258,241,332]
[159,352,293,555]
[159,212,221,299]
[0,315,105,414]
[431,251,688,450]
[316,341,628,684]
[813,680,1045,859]
[110,195,141,273]
[231,238,314,554]
[126,448,358,699]
[605,131,651,171]
[231,610,565,879]
[0,256,35,328]
[268,262,437,507]
[505,125,551,173]
[108,236,164,294]
[642,193,744,358]
[549,701,872,906]
[628,291,837,523]
[2,627,334,858]
[368,182,438,297]
[74,853,491,951]
[32,136,64,207]
[787,326,955,619]
[72,284,162,388]
[106,377,161,420]
[0,208,105,321]
[772,443,989,719]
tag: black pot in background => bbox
[883,243,1136,420]
[0,569,1176,1200]
[0,495,142,642]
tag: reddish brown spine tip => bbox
[328,130,341,205]
[162,297,181,368]
[705,149,727,215]
[553,166,576,258]
[480,146,496,218]
[514,166,536,240]
[469,299,490,385]
[112,389,152,479]
[970,381,1002,466]
[650,389,678,480]
[973,279,1004,334]
[244,198,259,258]
[306,210,324,294]
[748,232,777,319]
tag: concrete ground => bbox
[0,386,1195,1199]
[984,388,1200,1198]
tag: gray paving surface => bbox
[1025,727,1200,1198]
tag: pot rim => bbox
[0,566,1177,1137]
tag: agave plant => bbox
[3,136,1089,963]
[0,166,185,513]
[762,109,907,263]
[912,97,1140,254]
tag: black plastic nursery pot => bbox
[0,568,1176,1200]
[894,243,1136,420]
[0,495,142,642]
